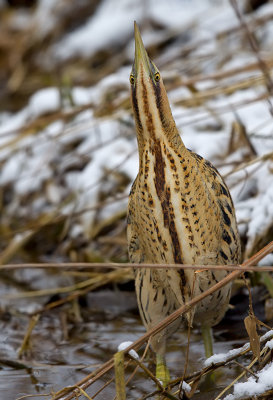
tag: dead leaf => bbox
[244,315,260,361]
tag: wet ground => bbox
[0,279,262,400]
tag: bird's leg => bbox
[201,324,222,385]
[201,324,213,358]
[156,353,170,387]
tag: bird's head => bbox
[130,22,161,90]
[130,22,179,157]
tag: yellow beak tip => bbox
[133,22,151,76]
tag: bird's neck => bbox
[135,110,185,171]
[131,77,185,168]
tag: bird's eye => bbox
[154,72,160,82]
[130,74,135,84]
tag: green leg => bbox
[201,325,222,385]
[201,324,213,358]
[156,354,170,387]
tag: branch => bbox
[1,262,273,272]
[230,0,273,115]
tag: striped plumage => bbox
[127,22,241,384]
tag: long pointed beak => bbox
[134,22,151,76]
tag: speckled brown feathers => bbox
[127,23,241,357]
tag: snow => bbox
[82,143,133,222]
[15,157,52,196]
[205,331,273,368]
[259,253,273,267]
[54,0,142,60]
[245,180,273,254]
[28,88,60,118]
[0,88,60,143]
[223,362,273,400]
[265,339,273,350]
[118,341,139,360]
[149,0,213,30]
[181,381,191,393]
[33,0,63,38]
[0,109,28,137]
[256,2,273,18]
[261,330,273,341]
[72,88,93,106]
[44,120,64,138]
[0,152,26,186]
[0,0,272,261]
[204,343,250,367]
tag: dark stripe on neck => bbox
[141,77,186,299]
[131,85,143,132]
[153,83,172,133]
[153,138,186,299]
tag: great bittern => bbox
[127,22,241,386]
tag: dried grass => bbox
[0,1,273,399]
[43,241,273,400]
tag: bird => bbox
[127,22,241,387]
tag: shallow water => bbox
[0,287,261,400]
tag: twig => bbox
[124,338,151,386]
[16,394,51,400]
[233,360,258,379]
[176,57,273,86]
[223,149,273,178]
[168,329,273,390]
[92,376,115,400]
[0,193,128,241]
[18,314,40,358]
[214,344,269,400]
[230,0,273,115]
[1,262,273,272]
[181,92,269,128]
[5,269,132,299]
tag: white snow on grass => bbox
[204,343,250,367]
[28,87,60,118]
[261,330,273,341]
[54,0,142,60]
[181,381,191,393]
[223,362,273,400]
[244,175,273,255]
[149,0,213,30]
[0,88,60,142]
[0,109,28,138]
[0,0,272,252]
[44,120,64,138]
[118,341,139,360]
[265,339,273,350]
[205,331,273,368]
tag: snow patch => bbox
[118,341,139,360]
[28,87,60,118]
[265,339,273,350]
[54,0,142,60]
[181,381,191,393]
[223,362,273,400]
[204,343,249,367]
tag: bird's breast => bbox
[136,141,197,265]
[134,141,237,267]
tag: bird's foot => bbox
[201,324,213,358]
[156,354,170,388]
